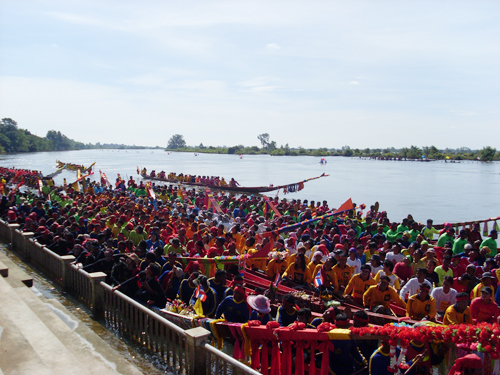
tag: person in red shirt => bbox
[470,287,500,324]
[453,273,472,293]
[393,256,414,283]
[450,254,465,278]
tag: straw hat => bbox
[247,295,271,314]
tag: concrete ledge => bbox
[0,251,33,288]
[0,259,8,277]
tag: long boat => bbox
[56,161,95,173]
[140,172,329,194]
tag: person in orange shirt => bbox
[344,265,376,306]
[332,252,354,291]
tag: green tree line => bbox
[0,118,155,154]
[166,133,499,161]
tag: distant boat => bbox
[319,158,327,164]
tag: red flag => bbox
[334,198,354,214]
[248,240,273,259]
[266,199,282,218]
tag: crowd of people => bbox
[0,168,498,375]
[141,168,240,187]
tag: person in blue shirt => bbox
[215,286,249,323]
[369,340,401,375]
[276,294,298,327]
[247,294,272,325]
[190,276,217,318]
[177,272,199,305]
[209,269,227,306]
[311,306,338,327]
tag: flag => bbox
[146,182,156,200]
[193,297,204,316]
[137,166,140,175]
[248,239,273,259]
[204,187,223,214]
[314,271,324,287]
[195,284,207,302]
[266,199,282,218]
[263,201,268,217]
[273,272,282,288]
[333,198,354,215]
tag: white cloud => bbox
[349,81,360,85]
[266,43,281,50]
[238,77,280,92]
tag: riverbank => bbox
[166,145,499,161]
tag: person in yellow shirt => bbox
[443,292,473,325]
[373,260,401,291]
[406,283,437,321]
[283,253,312,289]
[288,246,310,266]
[312,257,339,295]
[470,272,496,300]
[266,251,288,279]
[307,251,324,275]
[332,252,354,290]
[363,276,406,315]
[245,237,267,271]
[344,265,377,306]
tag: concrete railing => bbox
[102,283,260,375]
[66,264,107,315]
[1,222,259,375]
[0,219,11,243]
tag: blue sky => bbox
[0,1,499,149]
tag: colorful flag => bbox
[194,284,207,302]
[204,187,224,214]
[273,272,282,288]
[314,271,324,287]
[263,201,268,217]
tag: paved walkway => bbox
[0,250,162,375]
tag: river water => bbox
[1,149,499,224]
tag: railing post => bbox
[19,231,34,261]
[61,255,75,289]
[7,224,20,246]
[185,327,211,375]
[89,272,107,319]
[0,219,10,243]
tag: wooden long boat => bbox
[139,173,179,184]
[184,173,329,194]
[56,161,95,173]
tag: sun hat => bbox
[247,294,271,314]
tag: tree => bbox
[399,147,409,159]
[407,146,422,159]
[257,133,270,149]
[480,146,497,162]
[167,134,186,149]
[46,130,72,151]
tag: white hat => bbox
[247,294,271,314]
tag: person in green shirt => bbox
[452,230,469,255]
[480,230,498,257]
[386,222,401,242]
[437,228,455,247]
[421,219,440,241]
[434,255,453,286]
[408,222,421,243]
[130,225,148,247]
[396,218,409,234]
